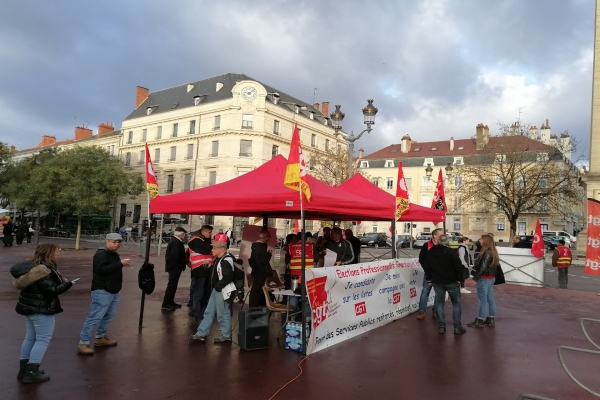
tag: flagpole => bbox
[140,143,153,331]
[299,188,307,356]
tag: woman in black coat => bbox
[3,220,14,247]
[11,243,75,383]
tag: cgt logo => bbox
[409,287,417,298]
[588,238,600,249]
[586,258,600,270]
[354,302,367,316]
[393,292,401,304]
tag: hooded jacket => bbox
[12,261,72,315]
[91,247,124,294]
[423,245,464,285]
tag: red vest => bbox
[289,243,314,277]
[188,236,214,269]
[215,233,227,242]
[555,246,572,268]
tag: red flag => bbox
[531,219,544,258]
[585,199,600,276]
[431,169,447,212]
[145,143,159,199]
[283,123,311,201]
[294,219,300,234]
[395,161,410,220]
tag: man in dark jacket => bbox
[161,227,187,310]
[326,227,354,265]
[416,228,443,320]
[344,229,361,264]
[187,225,213,323]
[248,230,273,307]
[77,233,131,355]
[423,235,466,334]
[513,235,526,248]
[190,240,235,343]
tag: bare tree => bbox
[455,123,582,236]
[307,145,369,186]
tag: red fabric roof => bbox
[337,174,445,224]
[150,155,394,221]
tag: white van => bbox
[542,230,576,243]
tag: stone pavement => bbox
[1,243,600,399]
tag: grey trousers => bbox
[558,267,568,289]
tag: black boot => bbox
[17,360,44,381]
[22,363,50,384]
[467,318,485,328]
[484,317,495,327]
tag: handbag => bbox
[494,264,506,285]
[138,262,156,295]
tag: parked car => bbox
[414,233,432,248]
[543,230,577,243]
[545,235,572,248]
[387,235,414,249]
[515,235,556,252]
[360,233,388,248]
[41,227,71,238]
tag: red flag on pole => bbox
[431,169,447,212]
[145,143,159,199]
[294,220,300,234]
[531,219,545,258]
[585,199,600,276]
[395,161,410,220]
[283,123,311,202]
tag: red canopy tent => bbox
[337,174,445,224]
[150,155,393,221]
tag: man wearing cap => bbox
[189,240,235,343]
[161,227,188,311]
[77,233,131,355]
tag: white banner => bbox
[305,258,434,354]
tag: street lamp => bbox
[331,99,378,177]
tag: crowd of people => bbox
[3,220,34,247]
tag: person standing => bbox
[468,234,498,328]
[248,230,273,307]
[15,222,28,246]
[416,228,443,320]
[3,220,14,247]
[326,227,354,266]
[161,227,187,311]
[189,241,235,343]
[423,235,466,334]
[552,239,572,289]
[314,227,332,268]
[344,229,362,264]
[26,224,34,244]
[12,243,74,383]
[457,237,472,294]
[77,233,130,355]
[187,225,214,324]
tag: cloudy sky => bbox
[0,0,595,161]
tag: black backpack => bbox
[224,254,245,290]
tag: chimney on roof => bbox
[475,123,489,150]
[509,123,518,136]
[449,137,454,151]
[187,83,194,93]
[358,148,364,158]
[540,119,551,143]
[313,103,320,111]
[9,145,16,153]
[38,135,56,147]
[135,86,149,109]
[528,126,538,139]
[401,135,412,153]
[98,122,114,135]
[321,102,329,117]
[74,126,93,140]
[216,82,223,92]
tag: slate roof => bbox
[14,131,121,154]
[124,72,328,122]
[363,135,555,161]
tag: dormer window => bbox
[146,107,153,115]
[271,92,280,104]
[458,146,464,150]
[309,112,314,120]
[194,96,201,106]
[391,148,398,153]
[323,118,329,126]
[423,158,434,166]
[384,160,395,168]
[454,157,464,165]
[295,105,300,114]
[414,148,420,152]
[360,161,369,168]
[431,147,437,151]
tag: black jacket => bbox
[91,247,124,294]
[326,239,354,265]
[472,250,497,280]
[346,236,362,264]
[165,237,186,272]
[423,245,464,285]
[249,241,272,278]
[12,261,72,316]
[15,224,28,238]
[188,236,213,277]
[211,254,234,292]
[3,223,13,236]
[418,240,434,267]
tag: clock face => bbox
[241,86,257,101]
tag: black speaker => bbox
[238,307,269,351]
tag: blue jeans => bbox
[79,290,121,344]
[195,289,231,338]
[476,278,496,319]
[418,274,434,311]
[433,283,462,328]
[20,314,55,364]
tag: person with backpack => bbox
[12,243,75,383]
[457,237,472,294]
[189,240,236,343]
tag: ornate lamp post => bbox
[331,99,378,178]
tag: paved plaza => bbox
[1,241,599,399]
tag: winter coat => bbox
[423,245,464,285]
[325,239,355,265]
[249,241,272,278]
[165,237,186,272]
[91,247,124,294]
[472,250,498,281]
[12,261,72,315]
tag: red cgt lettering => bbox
[393,292,401,304]
[354,302,367,316]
